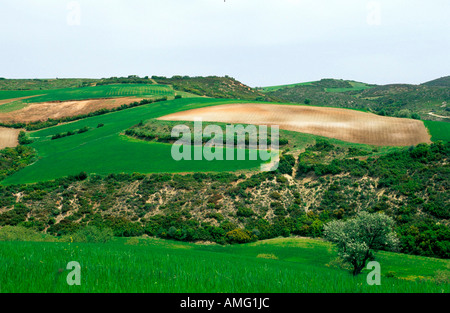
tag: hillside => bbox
[0,78,98,90]
[0,76,157,90]
[152,75,277,101]
[1,98,266,185]
[422,76,450,87]
[260,79,374,93]
[263,78,450,121]
[1,136,448,260]
[0,77,448,265]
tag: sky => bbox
[0,0,449,87]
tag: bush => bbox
[77,126,90,134]
[325,257,352,271]
[225,228,253,244]
[0,226,53,242]
[236,207,254,217]
[0,203,31,226]
[73,171,88,181]
[63,226,113,243]
[434,270,450,285]
[18,131,33,145]
[277,154,295,175]
[269,191,282,200]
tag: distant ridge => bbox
[422,76,450,87]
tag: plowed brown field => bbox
[0,127,20,149]
[158,103,431,146]
[0,97,144,123]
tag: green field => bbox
[2,97,418,185]
[0,84,176,113]
[325,81,373,93]
[0,236,447,293]
[260,82,314,92]
[0,84,174,102]
[2,98,265,185]
[424,120,450,142]
[261,80,372,93]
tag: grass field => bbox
[0,84,176,114]
[260,80,372,93]
[260,82,313,92]
[424,120,450,142]
[325,81,373,93]
[2,97,431,185]
[1,98,264,185]
[0,84,174,102]
[0,237,447,293]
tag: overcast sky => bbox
[0,0,449,86]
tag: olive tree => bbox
[324,212,399,276]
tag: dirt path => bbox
[0,97,144,123]
[0,95,44,106]
[158,103,431,146]
[0,127,21,149]
[428,112,450,119]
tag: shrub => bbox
[277,154,295,175]
[63,226,113,243]
[325,257,352,271]
[236,207,254,217]
[77,126,90,134]
[18,131,33,145]
[0,204,31,226]
[0,226,53,242]
[225,228,253,244]
[73,171,88,181]
[269,191,282,200]
[434,270,450,285]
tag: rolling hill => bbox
[422,76,450,87]
[0,76,448,292]
[262,78,450,121]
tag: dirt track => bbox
[0,97,144,123]
[0,95,43,106]
[158,103,431,146]
[0,127,20,149]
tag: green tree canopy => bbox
[324,211,399,275]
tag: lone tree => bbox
[324,212,399,276]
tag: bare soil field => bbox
[0,127,20,149]
[0,97,144,123]
[158,103,431,146]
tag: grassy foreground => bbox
[0,237,448,293]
